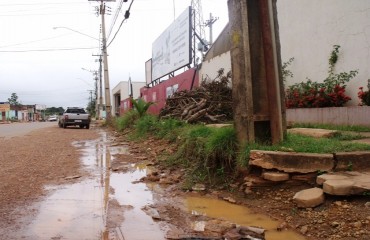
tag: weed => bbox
[115,110,138,131]
[133,114,158,138]
[347,161,353,171]
[317,170,327,175]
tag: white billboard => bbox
[151,6,191,81]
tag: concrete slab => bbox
[318,172,370,195]
[335,151,370,171]
[288,128,338,138]
[249,150,334,173]
[293,187,325,208]
[262,172,289,182]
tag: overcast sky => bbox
[0,0,228,109]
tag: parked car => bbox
[58,107,91,129]
[48,115,58,122]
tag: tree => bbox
[8,93,20,105]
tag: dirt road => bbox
[0,122,368,240]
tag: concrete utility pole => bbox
[89,0,115,120]
[88,90,94,104]
[204,13,218,45]
[93,54,103,119]
[228,0,286,145]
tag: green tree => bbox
[8,93,20,105]
[86,99,96,117]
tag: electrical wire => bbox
[0,47,98,53]
[107,0,135,48]
[0,2,87,7]
[107,0,125,39]
[0,34,76,48]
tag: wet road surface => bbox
[6,128,305,240]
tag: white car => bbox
[48,115,58,122]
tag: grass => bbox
[292,123,370,132]
[112,115,370,187]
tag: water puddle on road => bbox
[186,196,306,240]
[19,132,165,240]
[17,131,305,240]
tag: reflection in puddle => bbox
[19,131,164,240]
[186,196,306,240]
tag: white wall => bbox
[277,0,370,105]
[112,81,146,114]
[200,52,231,84]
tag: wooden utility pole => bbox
[228,0,286,145]
[89,0,115,120]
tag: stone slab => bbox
[323,179,355,195]
[262,172,289,182]
[249,150,334,173]
[335,151,370,172]
[293,187,325,208]
[318,172,370,195]
[288,128,338,138]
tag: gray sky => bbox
[0,0,228,109]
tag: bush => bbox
[358,84,370,106]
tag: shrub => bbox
[358,81,370,106]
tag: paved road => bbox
[0,122,58,139]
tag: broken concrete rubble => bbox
[249,150,334,173]
[317,172,370,195]
[293,187,325,208]
[262,172,289,182]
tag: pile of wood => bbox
[159,69,233,124]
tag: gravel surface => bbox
[0,123,98,232]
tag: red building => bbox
[119,68,199,116]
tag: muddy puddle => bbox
[14,132,305,240]
[186,196,306,240]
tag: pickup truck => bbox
[58,107,91,129]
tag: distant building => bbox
[112,79,146,116]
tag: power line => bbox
[107,0,125,39]
[107,0,135,48]
[0,2,87,7]
[0,47,98,53]
[0,12,93,17]
[0,34,75,48]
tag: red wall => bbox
[140,68,199,115]
[119,98,133,115]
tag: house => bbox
[0,103,37,122]
[112,79,146,116]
